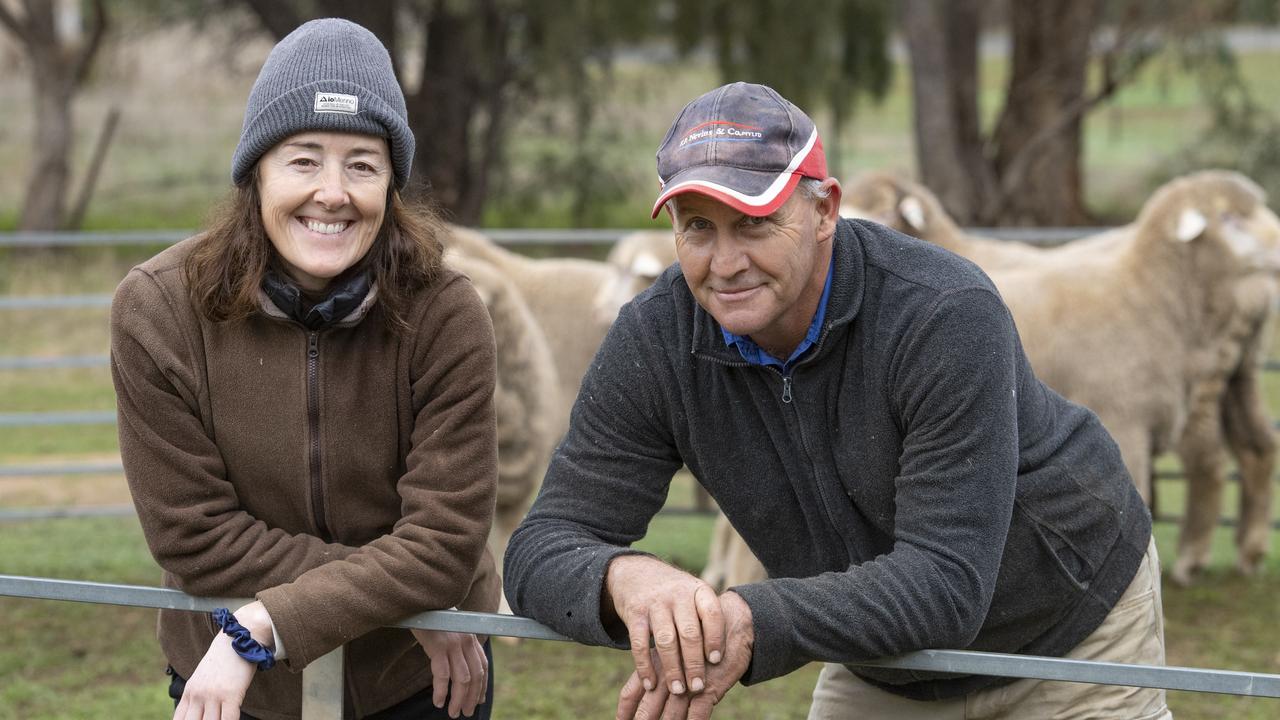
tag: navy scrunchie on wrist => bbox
[212,608,276,671]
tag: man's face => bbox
[671,182,839,355]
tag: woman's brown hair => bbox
[184,169,446,332]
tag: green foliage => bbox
[1160,37,1280,203]
[669,0,892,148]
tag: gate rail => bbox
[1,573,1277,720]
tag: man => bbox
[504,82,1168,719]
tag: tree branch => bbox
[0,2,26,42]
[72,0,107,88]
[984,22,1157,220]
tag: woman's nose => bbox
[313,166,349,209]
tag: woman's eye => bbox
[351,162,375,173]
[290,158,318,168]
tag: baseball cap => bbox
[651,82,828,219]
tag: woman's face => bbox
[257,131,391,292]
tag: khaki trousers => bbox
[808,538,1171,719]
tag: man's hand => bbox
[615,590,754,720]
[604,555,725,698]
[412,629,488,718]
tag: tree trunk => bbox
[900,0,993,224]
[411,7,478,221]
[20,61,74,231]
[987,0,1102,225]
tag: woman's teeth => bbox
[304,219,349,235]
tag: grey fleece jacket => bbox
[503,218,1151,700]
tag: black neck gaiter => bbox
[262,268,373,330]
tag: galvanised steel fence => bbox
[1,573,1278,720]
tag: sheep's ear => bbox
[630,253,665,279]
[899,197,927,231]
[1175,208,1207,242]
[839,203,870,220]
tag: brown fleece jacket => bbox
[110,237,500,720]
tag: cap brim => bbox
[651,167,804,219]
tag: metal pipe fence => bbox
[1,573,1277,719]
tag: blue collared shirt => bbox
[722,255,835,373]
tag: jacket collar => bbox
[258,269,379,329]
[690,218,865,364]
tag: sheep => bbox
[703,171,1280,590]
[604,229,680,307]
[442,250,562,613]
[851,170,1280,579]
[446,226,629,419]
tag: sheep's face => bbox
[1218,204,1280,273]
[669,187,839,358]
[840,174,935,239]
[594,231,679,325]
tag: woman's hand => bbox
[412,629,488,718]
[174,602,274,720]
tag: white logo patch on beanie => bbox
[314,92,358,114]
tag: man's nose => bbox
[709,233,749,278]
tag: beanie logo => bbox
[314,92,359,114]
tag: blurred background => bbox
[3,1,1280,718]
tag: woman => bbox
[110,18,500,719]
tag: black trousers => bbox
[168,640,494,720]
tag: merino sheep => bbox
[852,170,1280,578]
[604,229,680,303]
[704,171,1280,590]
[446,226,629,419]
[442,250,562,611]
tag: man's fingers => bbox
[626,613,658,692]
[648,604,687,694]
[688,692,717,720]
[660,691,690,720]
[616,671,646,720]
[694,583,725,666]
[672,597,707,693]
[633,681,670,720]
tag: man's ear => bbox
[816,177,842,240]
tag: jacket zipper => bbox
[306,331,331,541]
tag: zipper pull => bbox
[308,332,319,358]
[782,375,793,404]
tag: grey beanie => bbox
[231,18,414,190]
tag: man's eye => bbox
[747,216,767,225]
[689,218,712,231]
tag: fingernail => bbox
[691,677,704,692]
[671,680,685,694]
[709,650,722,664]
[643,677,654,691]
